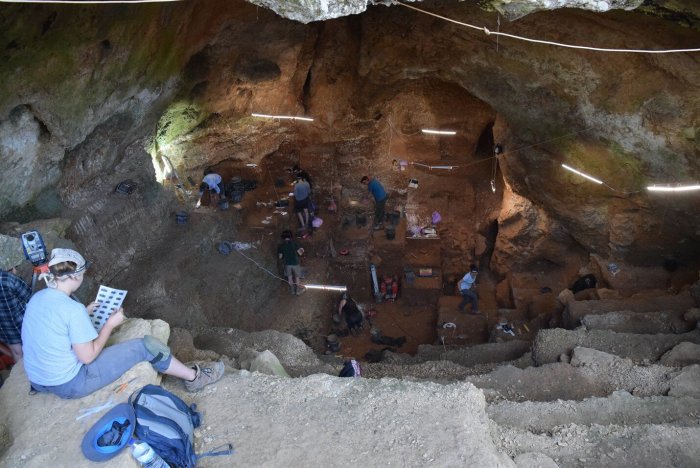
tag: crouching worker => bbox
[195,169,224,209]
[21,248,224,399]
[338,293,364,335]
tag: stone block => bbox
[685,308,700,323]
[660,342,700,367]
[582,310,693,334]
[668,364,700,398]
[564,290,696,327]
[532,328,700,366]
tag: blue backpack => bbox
[130,384,233,467]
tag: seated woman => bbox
[21,248,223,399]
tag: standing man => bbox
[277,230,306,295]
[292,164,313,193]
[195,169,223,208]
[293,175,312,231]
[361,175,387,230]
[457,264,479,314]
[0,235,32,363]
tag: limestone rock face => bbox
[0,318,168,467]
[660,342,700,367]
[245,0,651,23]
[1,0,699,324]
[492,187,583,274]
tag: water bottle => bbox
[132,441,169,468]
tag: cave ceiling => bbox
[0,0,699,269]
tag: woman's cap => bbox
[49,248,88,272]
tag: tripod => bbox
[30,263,49,292]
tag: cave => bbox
[1,0,700,466]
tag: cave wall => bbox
[1,0,699,286]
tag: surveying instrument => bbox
[20,230,48,292]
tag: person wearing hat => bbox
[360,175,388,230]
[195,168,224,209]
[21,248,224,399]
[457,264,480,314]
[0,235,31,363]
[277,230,305,295]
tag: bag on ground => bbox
[130,384,200,467]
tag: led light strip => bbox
[412,162,455,170]
[647,184,700,192]
[251,113,314,122]
[302,284,347,292]
[422,129,457,135]
[561,164,603,184]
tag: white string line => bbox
[398,2,700,54]
[233,246,290,285]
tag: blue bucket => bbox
[175,211,189,225]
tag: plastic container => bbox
[132,441,168,468]
[175,211,189,225]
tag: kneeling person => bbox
[21,248,224,399]
[339,293,364,335]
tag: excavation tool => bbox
[370,263,380,300]
[21,230,48,292]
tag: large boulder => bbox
[532,327,700,365]
[660,342,700,367]
[0,318,168,467]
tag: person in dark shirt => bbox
[0,235,31,363]
[338,293,364,334]
[277,230,306,295]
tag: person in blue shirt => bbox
[196,169,224,209]
[361,175,388,230]
[293,176,312,231]
[21,248,224,399]
[457,265,479,314]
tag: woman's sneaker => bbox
[185,362,225,392]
